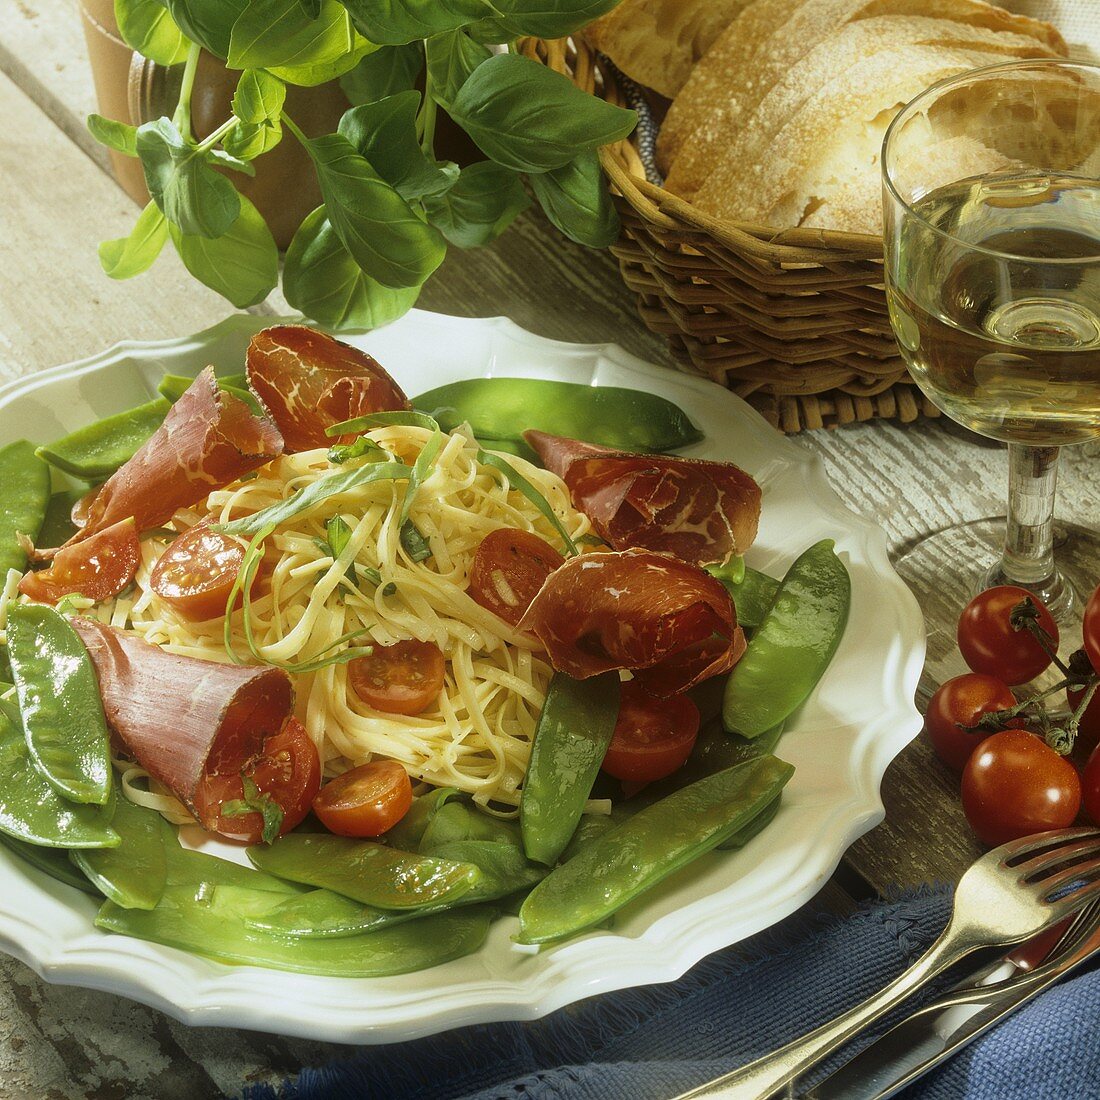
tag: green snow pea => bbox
[517,755,794,944]
[709,564,782,631]
[96,883,494,977]
[247,833,482,909]
[71,798,171,910]
[36,490,84,550]
[412,378,703,455]
[520,671,621,867]
[35,397,170,480]
[0,704,118,848]
[427,840,547,902]
[244,888,415,939]
[381,786,463,851]
[0,834,101,894]
[0,440,50,574]
[419,799,520,851]
[8,604,113,804]
[718,793,782,851]
[723,540,850,738]
[165,844,302,895]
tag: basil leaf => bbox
[341,0,492,46]
[114,0,191,65]
[424,161,529,249]
[224,119,283,161]
[528,151,618,248]
[163,0,247,58]
[168,194,278,307]
[326,516,353,559]
[449,54,637,173]
[87,113,138,158]
[424,29,490,108]
[297,0,322,14]
[487,0,621,39]
[98,201,169,279]
[340,43,424,105]
[136,117,241,238]
[232,69,286,124]
[205,147,256,175]
[284,206,420,330]
[301,132,446,289]
[339,94,457,201]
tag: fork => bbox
[673,826,1100,1100]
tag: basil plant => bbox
[91,0,637,329]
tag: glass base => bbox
[894,517,1100,712]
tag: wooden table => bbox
[2,4,1098,1096]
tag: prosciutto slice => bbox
[524,431,762,568]
[71,618,293,826]
[246,325,409,452]
[66,368,282,547]
[518,549,745,697]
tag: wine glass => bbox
[881,59,1100,696]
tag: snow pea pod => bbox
[245,888,414,939]
[0,704,118,848]
[247,833,482,909]
[166,844,301,895]
[517,755,794,944]
[711,565,782,631]
[96,883,494,977]
[72,797,171,910]
[0,440,50,574]
[36,490,84,549]
[520,671,621,866]
[381,786,463,851]
[8,604,113,805]
[0,834,101,894]
[35,397,170,480]
[723,539,850,738]
[413,378,704,454]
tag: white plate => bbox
[0,312,924,1043]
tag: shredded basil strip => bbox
[400,429,443,528]
[327,410,441,435]
[216,461,414,537]
[220,776,284,845]
[223,524,375,673]
[400,521,432,562]
[328,436,388,465]
[477,450,579,557]
[326,516,353,559]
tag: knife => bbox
[798,902,1100,1100]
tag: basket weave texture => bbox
[521,37,942,433]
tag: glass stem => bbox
[1002,443,1059,587]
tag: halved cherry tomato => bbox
[150,520,249,621]
[957,586,1058,686]
[1084,585,1100,675]
[19,517,139,605]
[312,759,413,837]
[924,674,1017,772]
[961,728,1080,847]
[196,718,321,844]
[467,528,565,628]
[347,639,446,715]
[601,679,701,783]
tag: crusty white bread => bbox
[582,0,751,98]
[690,45,1031,231]
[657,0,1067,181]
[668,14,1061,201]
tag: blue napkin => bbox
[241,887,1100,1100]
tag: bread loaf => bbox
[583,0,750,98]
[657,0,1068,189]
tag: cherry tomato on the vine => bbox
[601,680,701,783]
[1082,746,1100,826]
[1067,666,1100,760]
[924,674,1016,772]
[957,586,1058,686]
[312,760,413,837]
[1084,585,1100,676]
[960,728,1080,847]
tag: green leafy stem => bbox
[91,0,638,328]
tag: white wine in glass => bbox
[882,60,1100,692]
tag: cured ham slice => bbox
[518,548,745,697]
[66,369,282,547]
[524,431,761,568]
[246,325,409,452]
[71,618,293,826]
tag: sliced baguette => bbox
[583,0,750,98]
[657,0,1066,181]
[669,14,1061,201]
[691,44,1024,230]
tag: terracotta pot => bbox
[77,0,348,249]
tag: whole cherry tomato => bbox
[957,586,1058,686]
[1084,585,1100,677]
[924,674,1016,772]
[960,728,1080,847]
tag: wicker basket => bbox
[520,37,942,433]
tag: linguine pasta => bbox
[95,424,594,810]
